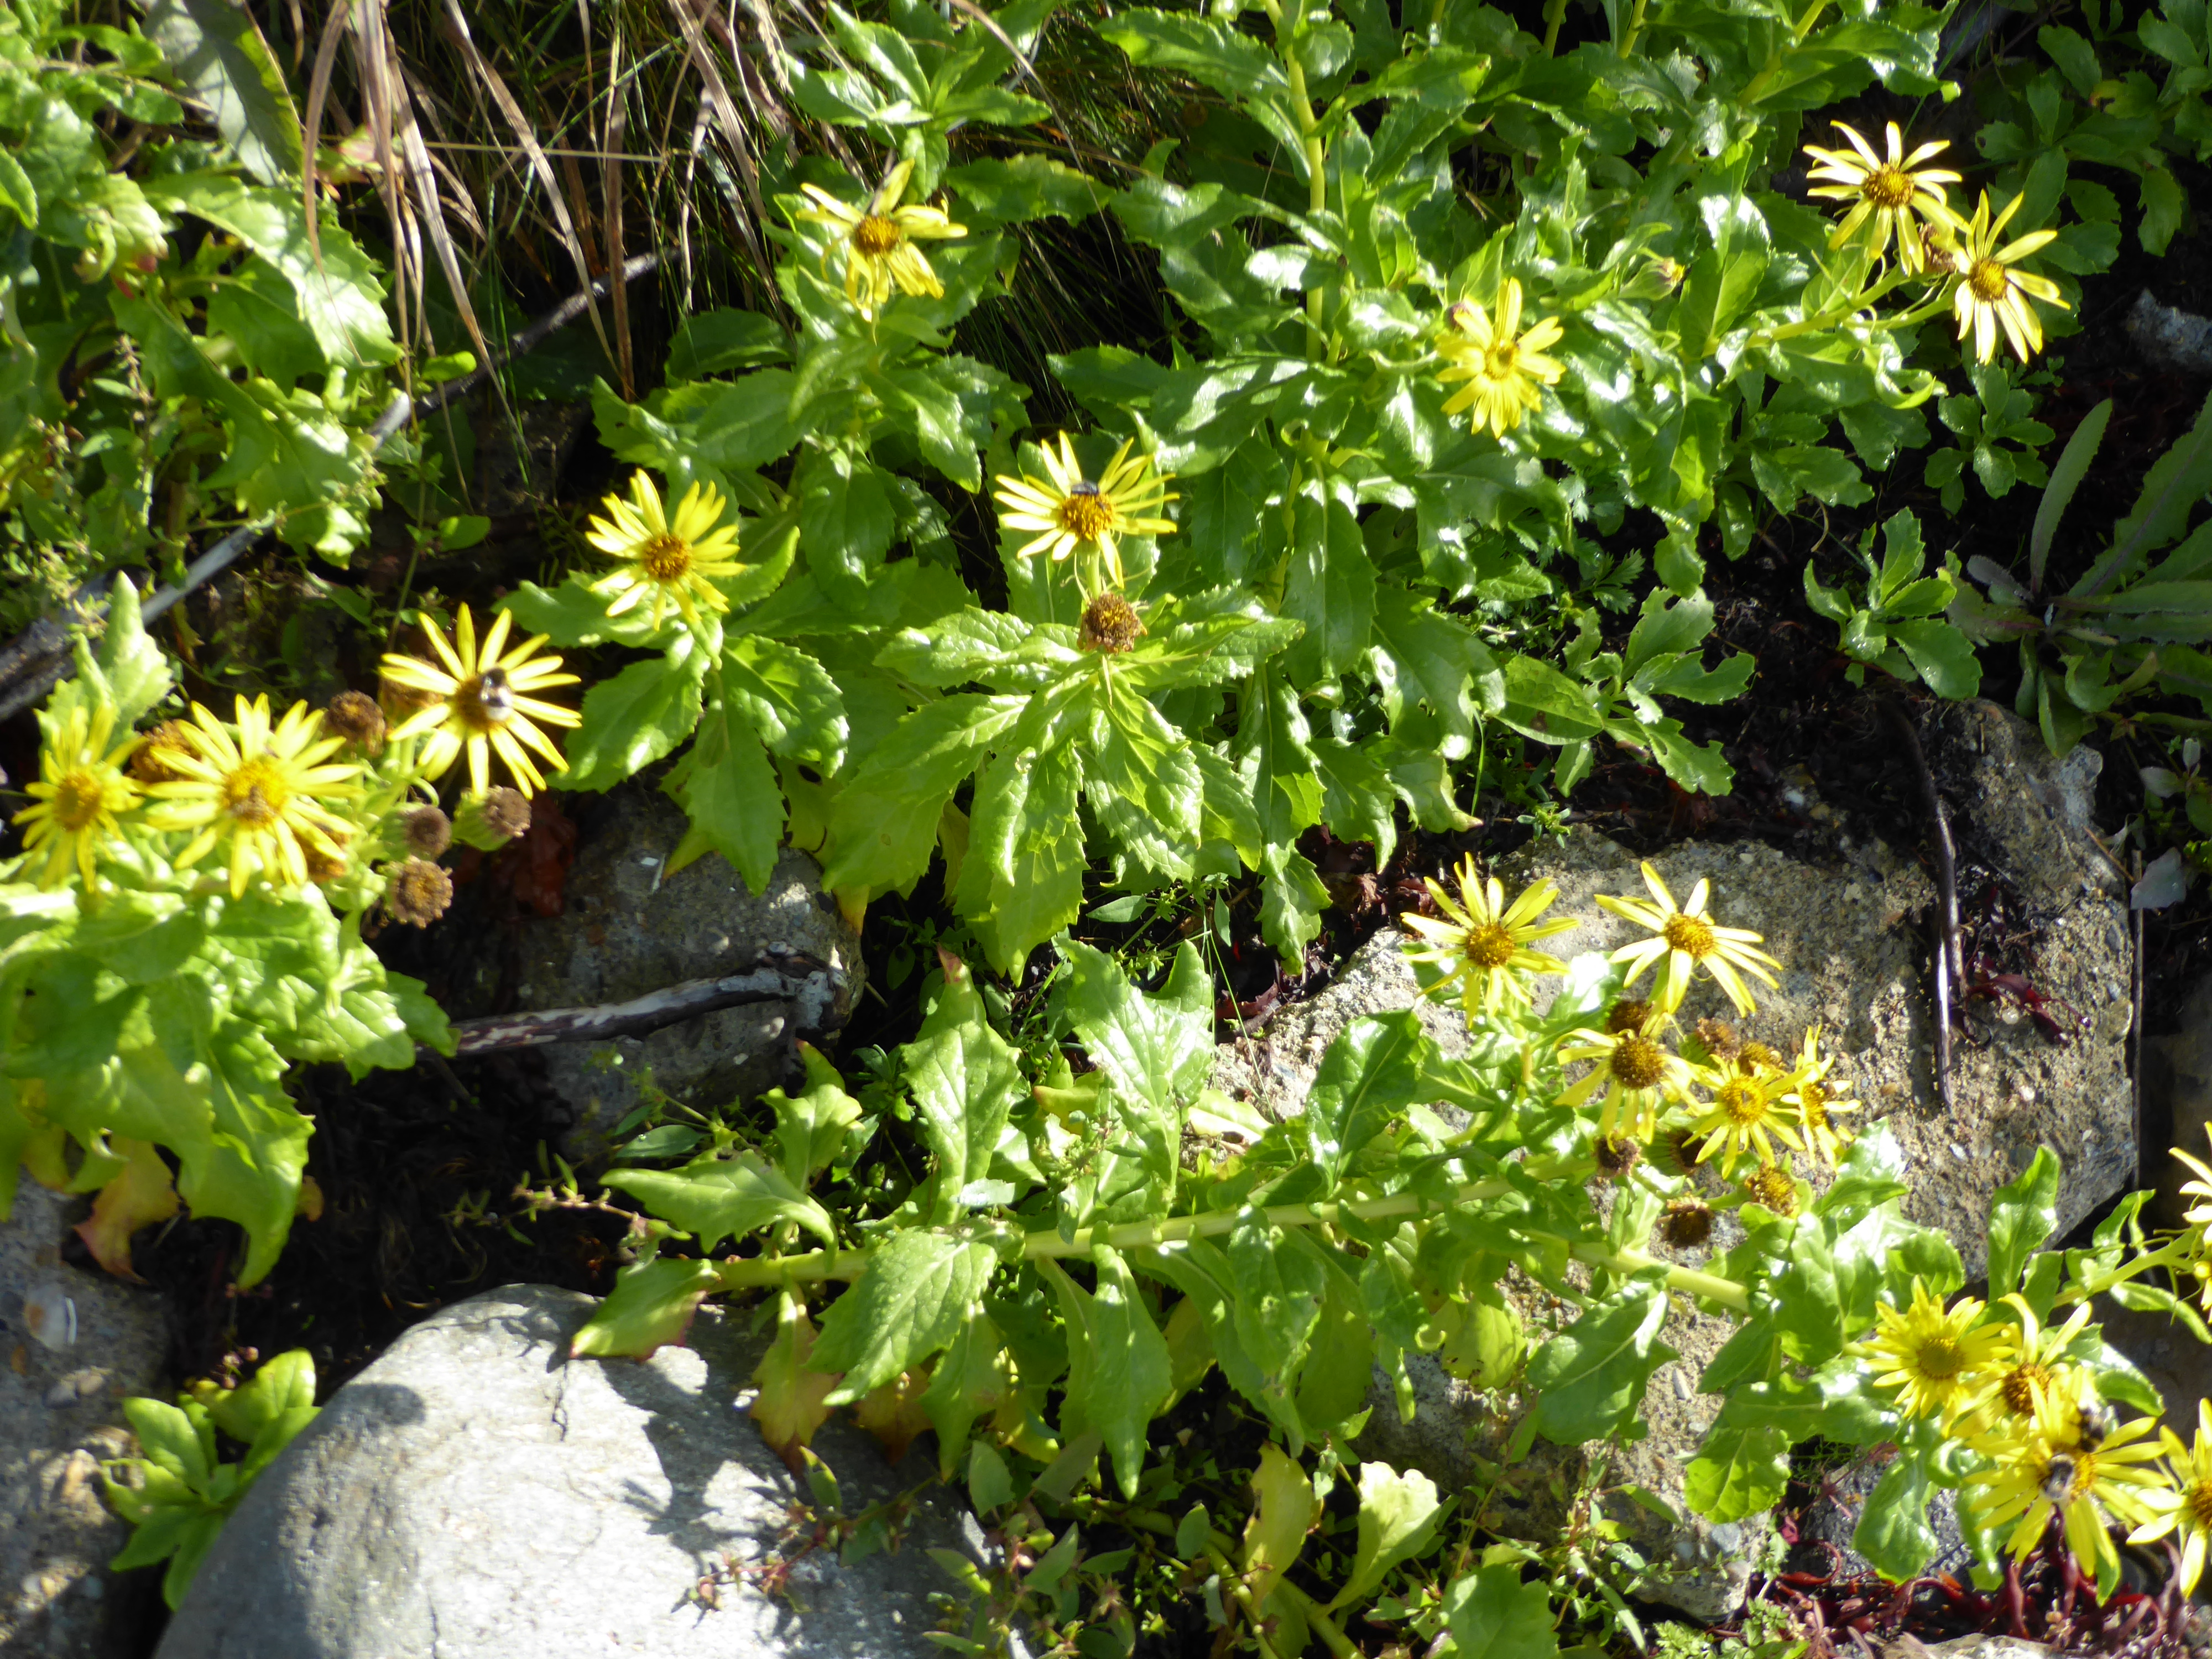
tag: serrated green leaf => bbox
[821,695,1022,895]
[1528,1280,1673,1444]
[813,1229,998,1404]
[604,1150,837,1251]
[1444,1561,1561,1659]
[1042,1248,1173,1498]
[906,955,1026,1224]
[570,1258,722,1359]
[1329,1459,1446,1609]
[143,0,302,186]
[560,645,709,792]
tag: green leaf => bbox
[569,1258,722,1359]
[1061,940,1213,1124]
[768,1044,864,1187]
[123,1397,214,1491]
[2141,166,2187,257]
[0,148,38,229]
[813,1229,998,1404]
[905,957,1026,1222]
[675,685,784,894]
[923,1313,1006,1479]
[821,695,1022,895]
[1282,481,1376,682]
[943,155,1105,222]
[666,309,789,378]
[1236,666,1322,848]
[721,636,846,770]
[1888,619,1983,700]
[603,1150,837,1251]
[957,743,1088,975]
[1226,1207,1326,1392]
[210,1348,316,1449]
[140,175,396,367]
[1528,1280,1674,1444]
[87,575,171,731]
[2032,399,2110,593]
[1853,1454,1939,1582]
[1329,1459,1446,1610]
[1683,1422,1790,1521]
[1044,1248,1175,1498]
[1443,1561,1561,1659]
[1369,585,1502,761]
[559,644,709,793]
[795,447,896,611]
[500,577,673,650]
[1304,1011,1428,1192]
[1095,9,1290,100]
[1987,1147,2061,1298]
[143,0,303,186]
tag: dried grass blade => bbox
[603,28,633,400]
[662,0,774,284]
[301,0,352,266]
[387,36,496,379]
[435,0,612,364]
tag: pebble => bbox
[42,1370,107,1408]
[1950,1142,1971,1164]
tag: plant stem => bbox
[1616,0,1649,57]
[1572,1241,1753,1312]
[1744,269,1929,348]
[1258,0,1328,353]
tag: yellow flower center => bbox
[852,215,904,257]
[1968,258,2012,303]
[222,759,289,827]
[2189,1480,2212,1530]
[49,768,112,833]
[639,533,694,583]
[1485,341,1520,379]
[1912,1334,1966,1381]
[1464,923,1518,970]
[1609,1034,1666,1090]
[1800,1083,1829,1126]
[1717,1079,1766,1126]
[1664,914,1717,958]
[1057,489,1115,541]
[2001,1363,2053,1416]
[1862,164,1916,209]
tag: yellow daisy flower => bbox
[1684,1061,1804,1177]
[583,471,747,633]
[1556,1025,1692,1143]
[1597,861,1781,1015]
[1965,1375,2166,1583]
[1436,278,1566,439]
[1856,1279,2011,1422]
[11,699,139,893]
[1781,1025,1860,1164]
[1400,857,1574,1018]
[380,605,581,798]
[1801,121,1963,273]
[993,434,1176,592]
[140,696,362,898]
[1955,1295,2093,1434]
[1943,191,2068,366]
[2130,1399,2212,1595]
[796,159,966,319]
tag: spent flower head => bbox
[1598,860,1780,1015]
[1801,121,1962,273]
[140,696,362,898]
[583,472,747,633]
[797,159,966,319]
[12,699,140,893]
[1400,859,1573,1019]
[380,606,580,798]
[1437,278,1566,439]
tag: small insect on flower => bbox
[139,696,363,898]
[583,472,749,633]
[380,606,581,798]
[1400,857,1575,1018]
[796,159,967,320]
[1801,121,1963,273]
[1857,1279,2012,1422]
[1436,278,1567,439]
[993,435,1177,592]
[1598,861,1781,1015]
[11,698,140,893]
[1945,190,2068,366]
[1966,1374,2166,1584]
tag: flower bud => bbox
[1619,255,1685,301]
[451,786,531,850]
[1604,998,1654,1035]
[398,805,452,859]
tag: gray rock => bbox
[513,783,863,1164]
[157,1284,1010,1659]
[2148,972,2212,1231]
[1207,701,2135,1619]
[2128,289,2212,376]
[0,1178,166,1658]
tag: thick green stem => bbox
[1259,0,1328,353]
[1616,0,1649,58]
[1744,269,1931,349]
[1574,1241,1753,1312]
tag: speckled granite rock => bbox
[0,1179,166,1659]
[514,782,863,1164]
[1209,700,2136,1620]
[156,1284,1011,1659]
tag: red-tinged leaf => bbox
[568,1258,720,1360]
[752,1291,839,1475]
[75,1139,181,1281]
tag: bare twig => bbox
[432,946,844,1059]
[1884,701,1961,1119]
[0,252,661,724]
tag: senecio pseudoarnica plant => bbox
[575,863,2212,1650]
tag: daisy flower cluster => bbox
[7,601,575,930]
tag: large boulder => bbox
[512,783,863,1165]
[0,1178,167,1659]
[1211,701,2137,1618]
[156,1284,1007,1659]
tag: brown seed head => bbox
[1738,1041,1783,1074]
[130,720,194,785]
[384,858,453,928]
[479,786,531,841]
[1658,1199,1715,1249]
[1592,1135,1641,1178]
[1742,1165,1798,1216]
[324,690,387,752]
[402,806,453,859]
[1079,592,1145,654]
[1693,1017,1740,1059]
[1605,998,1654,1035]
